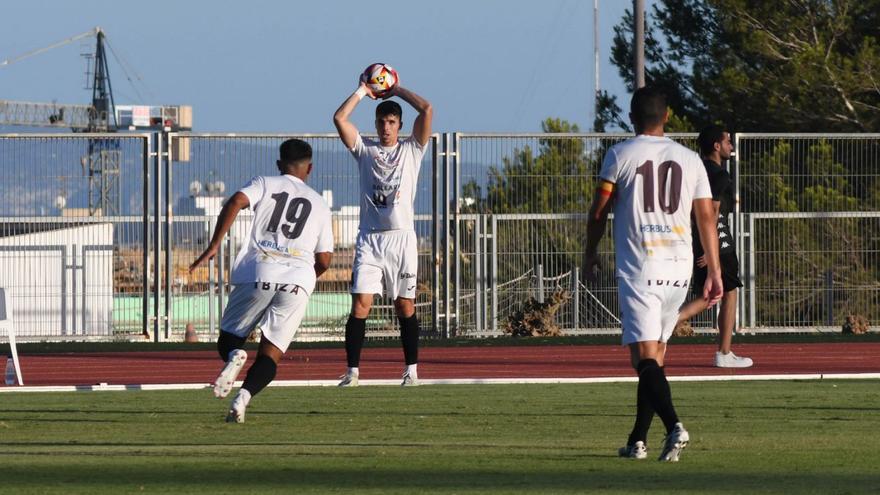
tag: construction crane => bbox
[1,27,192,132]
[0,27,192,215]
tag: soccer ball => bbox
[360,63,398,97]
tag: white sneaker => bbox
[618,441,647,459]
[658,422,689,462]
[401,369,418,386]
[213,349,247,399]
[715,351,753,368]
[225,394,246,423]
[337,372,359,387]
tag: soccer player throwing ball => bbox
[333,70,433,387]
[190,139,334,422]
[582,86,723,461]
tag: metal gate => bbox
[0,133,153,341]
[164,133,443,341]
[2,131,878,340]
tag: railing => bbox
[1,132,877,340]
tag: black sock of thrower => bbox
[636,359,679,434]
[345,315,367,368]
[627,375,655,446]
[241,354,277,397]
[399,314,420,365]
[216,331,246,361]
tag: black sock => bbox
[241,354,277,397]
[216,331,246,361]
[637,359,680,433]
[398,314,420,365]
[627,377,655,445]
[345,315,367,368]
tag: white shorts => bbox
[351,230,418,299]
[220,282,309,353]
[618,277,690,345]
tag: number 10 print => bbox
[635,160,683,214]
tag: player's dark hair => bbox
[376,100,403,120]
[630,86,667,129]
[278,138,312,171]
[698,125,727,156]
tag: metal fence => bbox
[1,132,877,341]
[0,134,151,340]
[735,134,880,330]
[450,133,705,337]
[165,133,441,342]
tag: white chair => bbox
[0,288,23,386]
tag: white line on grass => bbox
[1,372,879,393]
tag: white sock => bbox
[406,364,418,375]
[236,389,252,406]
[348,367,359,376]
[227,348,242,361]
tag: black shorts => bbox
[692,252,743,294]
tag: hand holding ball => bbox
[360,63,398,98]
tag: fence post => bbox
[163,132,172,341]
[747,213,756,328]
[153,132,162,341]
[218,239,226,324]
[572,266,579,331]
[208,257,216,338]
[474,215,483,334]
[537,263,544,304]
[825,269,834,326]
[491,215,498,334]
[453,133,461,336]
[442,133,452,338]
[142,135,151,340]
[432,134,441,337]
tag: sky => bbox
[0,0,654,134]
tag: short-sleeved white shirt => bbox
[229,175,334,295]
[350,133,426,232]
[599,135,712,281]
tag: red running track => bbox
[6,342,880,387]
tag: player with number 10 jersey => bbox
[599,136,712,282]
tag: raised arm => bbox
[189,192,250,272]
[392,85,433,146]
[333,83,371,150]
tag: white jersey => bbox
[229,175,334,295]
[350,133,426,232]
[599,135,711,281]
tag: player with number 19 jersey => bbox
[230,175,334,295]
[600,135,712,281]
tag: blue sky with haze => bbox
[1,0,653,134]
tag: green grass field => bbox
[1,380,878,494]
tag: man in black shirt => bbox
[677,125,753,368]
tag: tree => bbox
[601,0,880,133]
[462,118,602,281]
[460,119,623,331]
[740,139,875,326]
[602,2,880,327]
